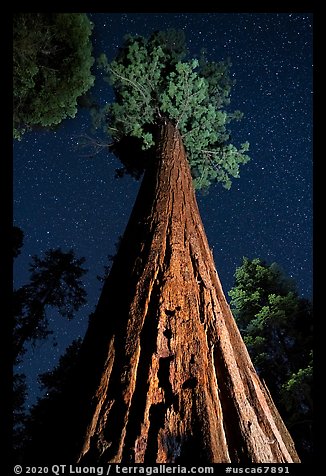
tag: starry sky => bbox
[13,12,313,407]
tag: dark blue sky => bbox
[13,13,313,407]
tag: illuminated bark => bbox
[72,122,300,463]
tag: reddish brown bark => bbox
[71,122,300,463]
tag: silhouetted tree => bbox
[13,226,24,258]
[13,242,88,457]
[96,236,123,282]
[17,339,83,462]
[14,248,87,363]
[13,248,87,362]
[13,227,28,453]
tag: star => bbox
[14,12,312,410]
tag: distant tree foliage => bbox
[229,257,313,461]
[95,30,250,191]
[96,236,123,282]
[13,372,28,459]
[16,338,83,460]
[13,235,88,455]
[14,248,88,363]
[13,13,95,139]
[37,338,83,396]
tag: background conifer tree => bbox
[229,257,313,461]
[13,13,95,139]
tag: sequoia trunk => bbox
[71,122,300,463]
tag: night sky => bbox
[13,13,313,408]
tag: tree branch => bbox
[73,133,114,157]
[181,124,201,138]
[109,66,149,102]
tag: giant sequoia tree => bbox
[29,31,300,463]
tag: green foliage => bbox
[229,257,295,326]
[281,359,313,412]
[229,257,313,461]
[95,30,250,191]
[13,13,95,139]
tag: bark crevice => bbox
[47,121,300,464]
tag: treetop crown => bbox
[96,30,250,191]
